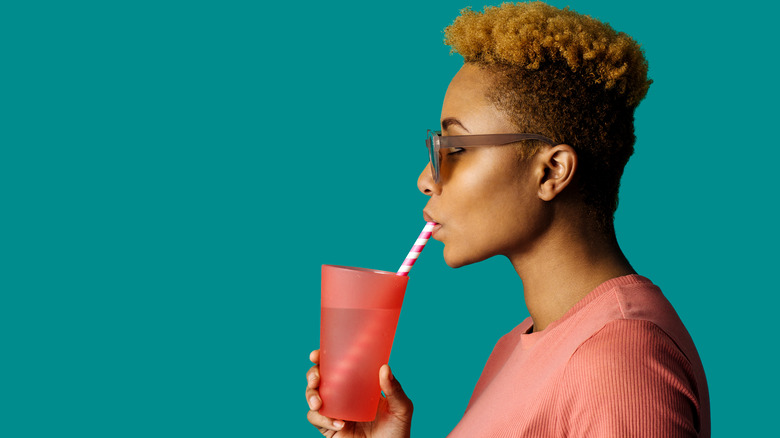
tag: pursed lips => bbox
[423,210,443,238]
[423,210,437,224]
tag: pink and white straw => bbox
[396,221,437,276]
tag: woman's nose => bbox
[417,162,441,196]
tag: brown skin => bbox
[418,63,636,332]
[306,62,634,436]
[305,350,412,437]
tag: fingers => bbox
[379,364,414,420]
[305,349,324,417]
[306,350,345,433]
[306,388,322,410]
[305,364,322,410]
[307,409,346,432]
[306,364,320,390]
[305,350,321,407]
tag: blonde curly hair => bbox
[444,1,652,232]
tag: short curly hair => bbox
[444,1,652,232]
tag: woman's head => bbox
[442,2,652,232]
[419,63,579,268]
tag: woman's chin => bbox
[444,257,466,268]
[442,246,484,269]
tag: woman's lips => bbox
[423,211,442,238]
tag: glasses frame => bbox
[425,129,558,183]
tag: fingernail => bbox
[333,420,345,429]
[309,395,318,409]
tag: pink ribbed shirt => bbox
[448,275,710,437]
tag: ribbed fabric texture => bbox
[447,275,710,437]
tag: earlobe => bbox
[538,144,577,201]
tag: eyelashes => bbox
[446,148,465,156]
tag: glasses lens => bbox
[426,131,438,182]
[426,131,441,182]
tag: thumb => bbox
[379,364,413,418]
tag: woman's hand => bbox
[305,349,413,438]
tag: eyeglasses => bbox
[425,129,558,183]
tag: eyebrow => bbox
[441,117,470,133]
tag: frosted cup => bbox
[319,264,408,422]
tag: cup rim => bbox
[322,264,399,277]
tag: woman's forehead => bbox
[442,67,489,121]
[445,65,491,103]
[441,64,513,133]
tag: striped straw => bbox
[396,221,436,276]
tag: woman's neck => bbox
[507,219,635,333]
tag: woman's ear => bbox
[537,144,577,201]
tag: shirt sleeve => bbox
[559,319,702,437]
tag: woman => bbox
[305,2,710,436]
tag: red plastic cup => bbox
[319,265,408,422]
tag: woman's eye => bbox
[446,148,465,156]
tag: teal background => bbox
[2,0,777,436]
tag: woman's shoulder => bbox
[560,318,707,435]
[569,318,693,369]
[587,275,705,367]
